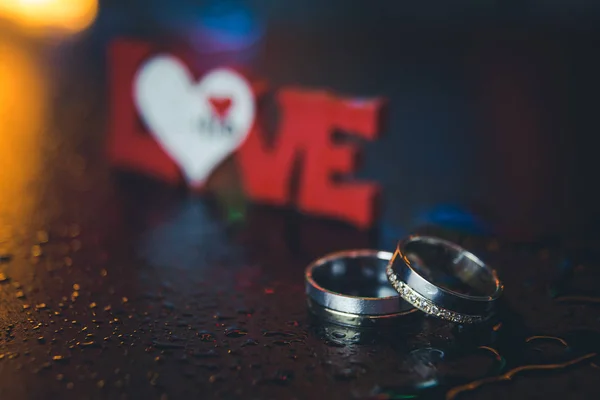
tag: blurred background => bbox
[2,0,600,246]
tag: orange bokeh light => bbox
[0,38,46,222]
[0,0,98,34]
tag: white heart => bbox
[134,55,255,186]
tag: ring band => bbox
[386,236,503,324]
[305,250,415,326]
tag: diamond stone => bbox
[391,281,480,324]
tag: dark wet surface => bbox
[2,166,600,399]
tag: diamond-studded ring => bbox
[386,236,503,324]
[305,250,416,326]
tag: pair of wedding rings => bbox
[305,235,503,327]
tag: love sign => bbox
[108,39,385,229]
[134,55,255,186]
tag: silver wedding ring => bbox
[386,235,503,324]
[305,250,416,327]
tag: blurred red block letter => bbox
[239,89,384,228]
[107,40,180,183]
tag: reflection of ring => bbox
[387,236,503,324]
[307,298,415,328]
[305,250,415,326]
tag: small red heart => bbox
[208,97,233,120]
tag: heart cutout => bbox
[134,55,255,186]
[209,97,233,120]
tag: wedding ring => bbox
[386,236,503,324]
[305,250,415,326]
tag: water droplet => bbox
[37,337,46,344]
[331,332,346,339]
[70,239,82,252]
[198,330,216,342]
[0,272,9,283]
[31,245,42,257]
[236,307,255,315]
[262,331,295,338]
[89,302,97,309]
[52,355,70,364]
[241,339,259,347]
[35,303,47,310]
[148,372,160,386]
[198,363,219,371]
[192,350,220,359]
[69,224,80,238]
[209,374,224,383]
[35,362,52,373]
[36,230,49,243]
[268,370,294,385]
[153,341,185,350]
[225,328,248,338]
[16,291,25,299]
[213,312,234,321]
